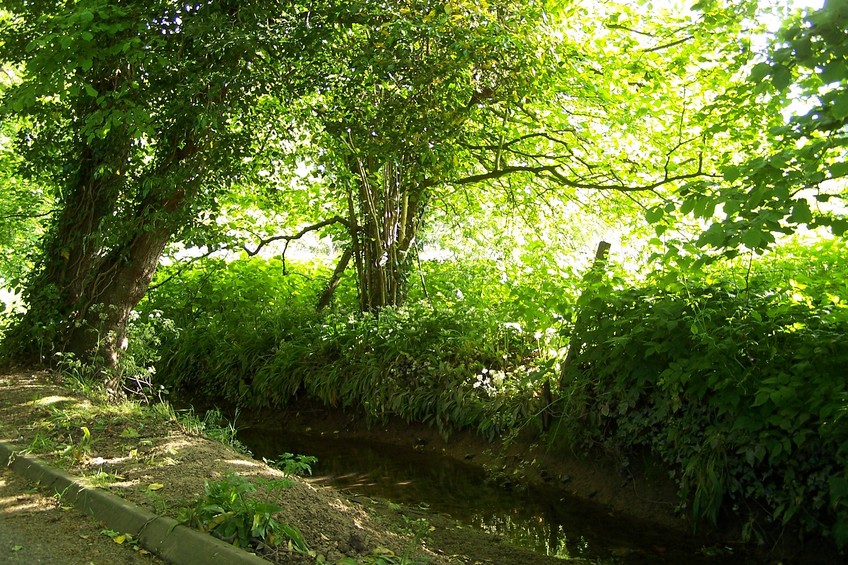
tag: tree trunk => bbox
[6,183,186,394]
[347,157,424,313]
[316,246,353,311]
[4,129,196,395]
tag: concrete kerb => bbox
[0,441,271,565]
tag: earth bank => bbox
[0,370,591,565]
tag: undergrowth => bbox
[142,256,550,441]
[556,238,848,548]
[136,239,848,551]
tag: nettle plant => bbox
[179,473,308,552]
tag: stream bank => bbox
[234,400,748,564]
[0,370,588,564]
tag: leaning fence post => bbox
[558,240,611,391]
[541,241,611,430]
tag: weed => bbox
[100,529,140,548]
[52,485,72,509]
[28,431,56,453]
[146,490,168,514]
[58,426,92,464]
[169,407,251,455]
[179,473,307,552]
[263,452,318,476]
[87,469,119,488]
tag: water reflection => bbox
[237,427,734,564]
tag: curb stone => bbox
[0,441,271,565]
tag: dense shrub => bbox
[557,239,848,546]
[135,240,848,549]
[141,257,550,440]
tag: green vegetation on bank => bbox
[1,0,847,561]
[126,238,848,549]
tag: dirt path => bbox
[0,370,583,565]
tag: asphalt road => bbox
[0,466,162,565]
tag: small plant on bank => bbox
[179,473,308,552]
[264,452,318,476]
[171,407,252,455]
[58,426,92,464]
[28,431,56,453]
[87,469,120,488]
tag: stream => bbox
[237,427,741,563]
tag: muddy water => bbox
[237,428,741,563]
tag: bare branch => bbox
[607,23,657,37]
[643,35,694,53]
[0,209,56,221]
[445,155,717,193]
[243,215,350,257]
[148,246,222,292]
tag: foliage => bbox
[556,238,848,546]
[677,0,848,254]
[142,257,552,440]
[0,0,324,380]
[179,473,308,551]
[139,235,848,551]
[142,402,254,455]
[264,453,318,477]
[2,0,847,558]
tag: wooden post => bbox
[541,241,612,430]
[558,240,611,390]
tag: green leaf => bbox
[832,92,848,121]
[789,200,812,224]
[699,224,725,247]
[833,514,848,548]
[829,476,848,502]
[84,84,98,97]
[722,166,741,182]
[741,229,762,249]
[770,65,793,91]
[749,62,771,83]
[830,161,848,178]
[830,218,848,236]
[645,206,664,224]
[820,60,846,85]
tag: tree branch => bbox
[0,209,56,221]
[243,215,350,257]
[444,155,717,192]
[644,35,694,53]
[147,246,222,292]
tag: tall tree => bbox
[0,0,304,389]
[302,0,758,311]
[304,0,553,311]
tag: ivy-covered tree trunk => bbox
[347,158,424,312]
[6,135,195,392]
[1,0,305,391]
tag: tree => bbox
[296,0,553,312]
[0,0,306,389]
[304,0,764,311]
[677,0,848,255]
